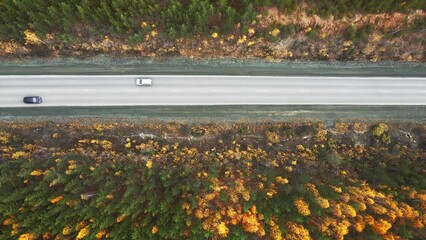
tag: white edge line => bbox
[2,103,426,108]
[0,75,425,80]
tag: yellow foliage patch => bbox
[76,226,90,239]
[23,29,43,45]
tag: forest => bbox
[0,119,425,239]
[0,0,425,61]
[0,0,424,40]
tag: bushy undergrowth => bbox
[0,120,425,239]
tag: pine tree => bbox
[223,6,237,33]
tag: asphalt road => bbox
[1,75,425,107]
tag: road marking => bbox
[338,89,351,93]
[1,75,425,107]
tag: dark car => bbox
[23,96,43,104]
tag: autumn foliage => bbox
[0,1,425,61]
[0,120,425,239]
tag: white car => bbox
[136,78,152,86]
